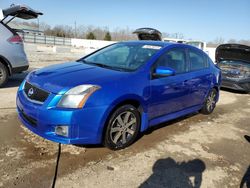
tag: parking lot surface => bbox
[0,45,249,188]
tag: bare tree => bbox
[213,37,225,45]
[227,39,237,44]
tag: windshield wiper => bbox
[81,60,130,71]
[86,62,111,68]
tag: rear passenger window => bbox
[155,48,186,74]
[189,50,207,71]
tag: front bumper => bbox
[16,88,109,145]
[12,65,29,74]
[221,78,250,92]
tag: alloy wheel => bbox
[206,90,217,112]
[110,111,137,146]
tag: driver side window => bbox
[154,48,187,74]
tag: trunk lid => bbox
[133,28,162,41]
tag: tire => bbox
[0,63,9,88]
[104,105,141,150]
[200,88,217,115]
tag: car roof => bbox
[120,40,199,50]
[120,40,177,47]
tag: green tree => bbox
[86,32,96,40]
[104,32,112,41]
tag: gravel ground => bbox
[0,44,249,188]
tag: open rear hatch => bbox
[133,28,162,41]
[216,44,250,63]
[1,4,43,22]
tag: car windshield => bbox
[82,43,162,71]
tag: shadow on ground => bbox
[221,87,249,94]
[4,71,29,88]
[139,157,206,188]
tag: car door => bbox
[148,47,191,119]
[186,48,212,107]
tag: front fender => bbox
[96,94,149,142]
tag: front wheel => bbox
[200,88,218,115]
[104,105,141,150]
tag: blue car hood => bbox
[27,62,128,94]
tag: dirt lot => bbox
[0,44,249,188]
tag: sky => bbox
[0,0,249,42]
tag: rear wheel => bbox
[104,105,140,150]
[200,88,217,115]
[0,63,8,87]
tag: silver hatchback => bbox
[0,4,42,87]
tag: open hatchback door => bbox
[133,28,162,41]
[1,4,43,22]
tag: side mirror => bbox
[153,66,175,78]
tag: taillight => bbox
[8,35,23,44]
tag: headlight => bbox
[57,85,100,108]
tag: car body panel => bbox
[149,72,191,119]
[0,22,28,69]
[26,62,132,94]
[16,41,221,145]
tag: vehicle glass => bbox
[154,48,186,74]
[189,50,207,71]
[207,57,213,66]
[83,43,161,71]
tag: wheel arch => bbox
[212,85,220,102]
[0,55,12,75]
[99,95,147,143]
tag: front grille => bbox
[24,82,50,103]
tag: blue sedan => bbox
[16,41,221,150]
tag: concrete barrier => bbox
[71,38,116,49]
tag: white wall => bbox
[71,38,116,54]
[0,10,3,20]
[205,47,216,62]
